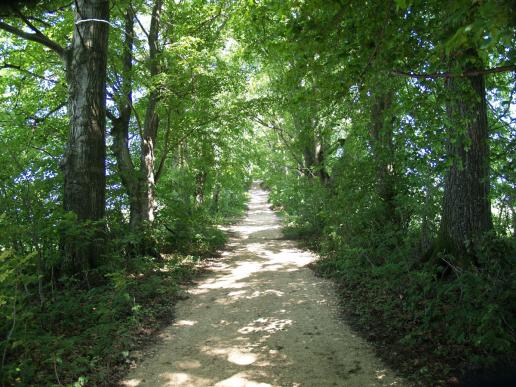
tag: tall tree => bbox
[369,88,397,222]
[62,0,110,272]
[0,0,110,274]
[109,0,163,233]
[435,0,515,257]
[439,51,493,256]
[140,0,163,225]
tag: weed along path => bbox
[122,185,405,387]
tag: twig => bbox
[0,63,58,83]
[440,256,462,277]
[31,146,59,160]
[27,102,66,124]
[132,5,149,41]
[53,354,62,385]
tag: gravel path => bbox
[121,185,406,387]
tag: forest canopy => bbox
[0,0,514,385]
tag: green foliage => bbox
[0,2,252,383]
[0,0,514,384]
[239,0,515,378]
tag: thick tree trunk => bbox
[439,61,493,256]
[303,144,316,175]
[370,90,397,222]
[61,0,109,273]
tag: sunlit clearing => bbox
[247,289,284,298]
[246,243,315,266]
[227,290,247,297]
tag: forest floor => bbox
[120,186,407,386]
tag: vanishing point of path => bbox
[122,184,406,387]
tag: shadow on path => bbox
[121,184,406,387]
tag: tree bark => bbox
[110,0,162,232]
[370,89,397,222]
[212,181,221,212]
[439,55,493,256]
[110,4,142,230]
[293,113,317,178]
[139,0,163,224]
[315,139,330,184]
[195,170,207,206]
[61,0,110,273]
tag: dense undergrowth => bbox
[0,181,248,386]
[1,251,197,385]
[264,177,515,385]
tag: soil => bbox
[120,185,407,387]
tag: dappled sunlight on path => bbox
[121,184,405,387]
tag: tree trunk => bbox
[315,140,330,184]
[212,181,221,212]
[439,57,493,256]
[370,90,397,222]
[294,114,317,178]
[61,0,109,273]
[195,171,207,206]
[141,96,159,223]
[110,0,162,231]
[110,3,143,231]
[303,144,316,175]
[139,0,163,224]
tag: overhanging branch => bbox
[0,20,66,60]
[392,65,516,79]
[0,63,59,83]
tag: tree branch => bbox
[0,63,58,83]
[132,5,149,41]
[12,7,45,35]
[0,20,66,60]
[392,65,516,79]
[27,102,66,124]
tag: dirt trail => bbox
[122,185,406,387]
